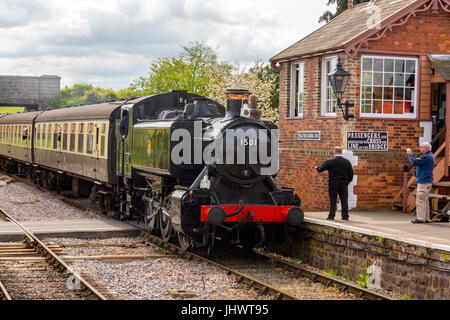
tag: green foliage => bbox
[130,41,232,97]
[319,0,370,23]
[324,268,340,277]
[356,273,369,288]
[399,294,413,300]
[46,84,135,109]
[206,60,279,124]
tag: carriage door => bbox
[116,105,132,178]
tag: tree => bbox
[130,41,232,97]
[206,60,279,124]
[46,84,135,109]
[319,0,370,23]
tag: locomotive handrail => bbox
[225,198,246,218]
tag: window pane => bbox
[406,60,415,73]
[42,133,46,148]
[395,88,404,101]
[374,101,382,113]
[395,60,405,73]
[87,134,93,154]
[394,102,404,114]
[405,101,413,113]
[405,88,413,101]
[70,133,75,152]
[62,133,67,150]
[362,86,372,99]
[384,87,393,100]
[53,133,58,149]
[374,59,383,72]
[78,134,84,153]
[384,59,394,72]
[362,72,372,85]
[100,136,106,157]
[363,58,373,71]
[373,87,383,100]
[384,73,394,86]
[383,100,393,114]
[395,74,405,87]
[405,74,415,87]
[374,73,383,86]
[361,100,372,113]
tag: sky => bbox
[0,0,332,90]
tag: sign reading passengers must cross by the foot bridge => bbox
[346,131,388,151]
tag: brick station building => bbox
[270,0,450,211]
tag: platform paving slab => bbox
[0,218,139,241]
[304,211,450,251]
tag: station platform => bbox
[304,211,450,252]
[0,219,140,241]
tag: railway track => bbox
[136,230,393,300]
[1,171,393,300]
[0,207,108,300]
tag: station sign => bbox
[346,131,388,151]
[297,131,321,141]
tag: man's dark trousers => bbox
[328,181,349,219]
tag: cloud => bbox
[0,0,329,89]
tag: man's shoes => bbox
[411,219,428,224]
[341,216,349,221]
[326,216,334,220]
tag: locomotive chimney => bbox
[225,89,251,119]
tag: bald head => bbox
[334,146,343,155]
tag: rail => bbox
[0,207,107,300]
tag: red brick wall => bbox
[277,8,449,211]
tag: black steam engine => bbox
[124,89,303,250]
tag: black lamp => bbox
[328,57,354,120]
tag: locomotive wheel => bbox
[177,231,192,251]
[159,210,173,242]
[144,201,159,235]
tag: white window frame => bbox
[321,55,339,117]
[359,55,418,119]
[289,61,305,118]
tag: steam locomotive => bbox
[0,89,303,250]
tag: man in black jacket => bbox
[315,146,354,221]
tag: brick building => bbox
[270,0,450,211]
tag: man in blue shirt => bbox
[407,142,434,224]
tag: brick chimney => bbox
[348,0,353,9]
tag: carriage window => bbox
[62,133,67,150]
[100,135,106,157]
[43,124,47,148]
[53,132,58,149]
[70,133,75,152]
[46,125,51,148]
[86,134,93,154]
[78,133,84,153]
